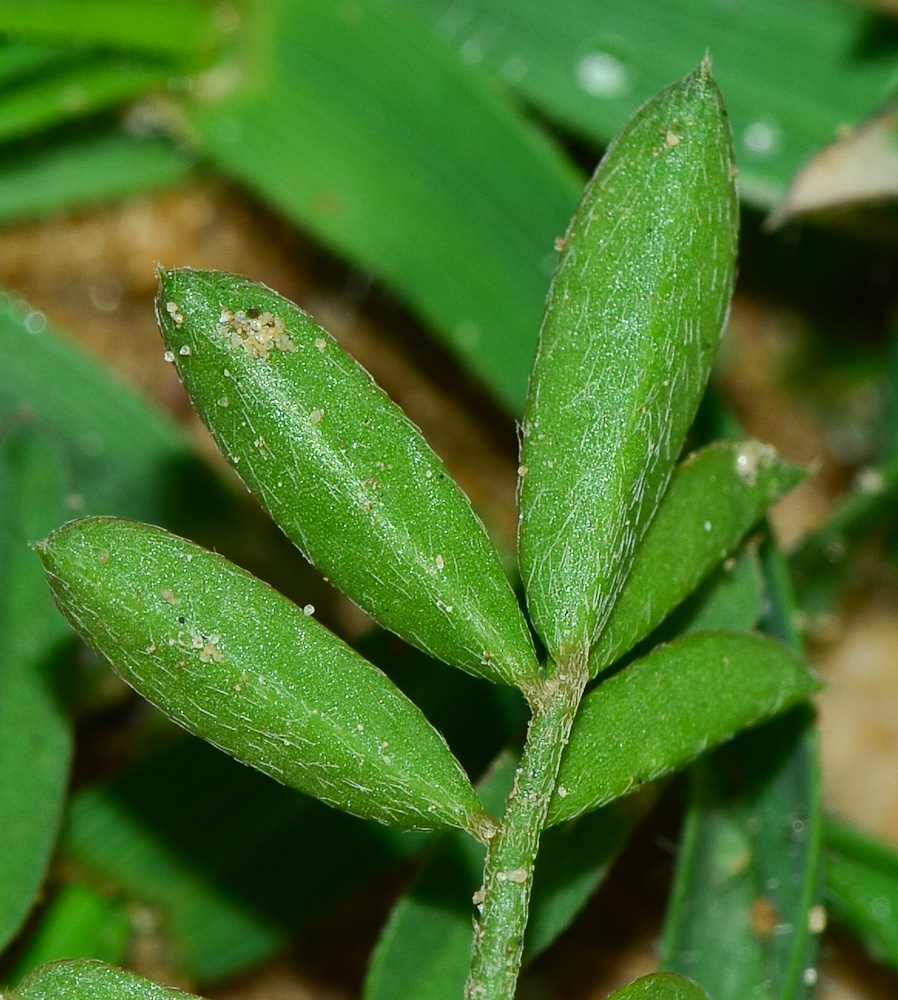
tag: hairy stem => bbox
[465,650,589,999]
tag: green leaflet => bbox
[15,960,202,1000]
[592,441,803,674]
[518,64,738,662]
[155,268,539,689]
[606,972,711,1000]
[0,425,73,953]
[38,517,493,840]
[549,630,818,826]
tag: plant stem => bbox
[465,650,589,1000]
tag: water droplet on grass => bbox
[743,120,781,158]
[576,51,631,98]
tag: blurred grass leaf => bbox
[0,1,217,57]
[64,738,425,982]
[184,0,582,413]
[0,425,73,953]
[0,57,173,144]
[660,543,823,999]
[0,40,73,86]
[824,815,898,970]
[6,885,131,987]
[409,0,898,209]
[790,450,898,621]
[0,126,194,224]
[0,290,210,528]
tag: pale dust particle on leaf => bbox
[734,441,778,486]
[219,307,297,360]
[807,904,827,934]
[165,301,185,327]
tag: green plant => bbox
[8,63,825,1000]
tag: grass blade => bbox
[0,40,72,87]
[0,425,73,952]
[0,58,172,144]
[0,127,194,224]
[5,885,131,986]
[659,542,824,998]
[410,0,898,209]
[0,291,201,526]
[823,816,898,970]
[185,0,582,413]
[790,449,898,620]
[0,1,216,57]
[65,738,425,982]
